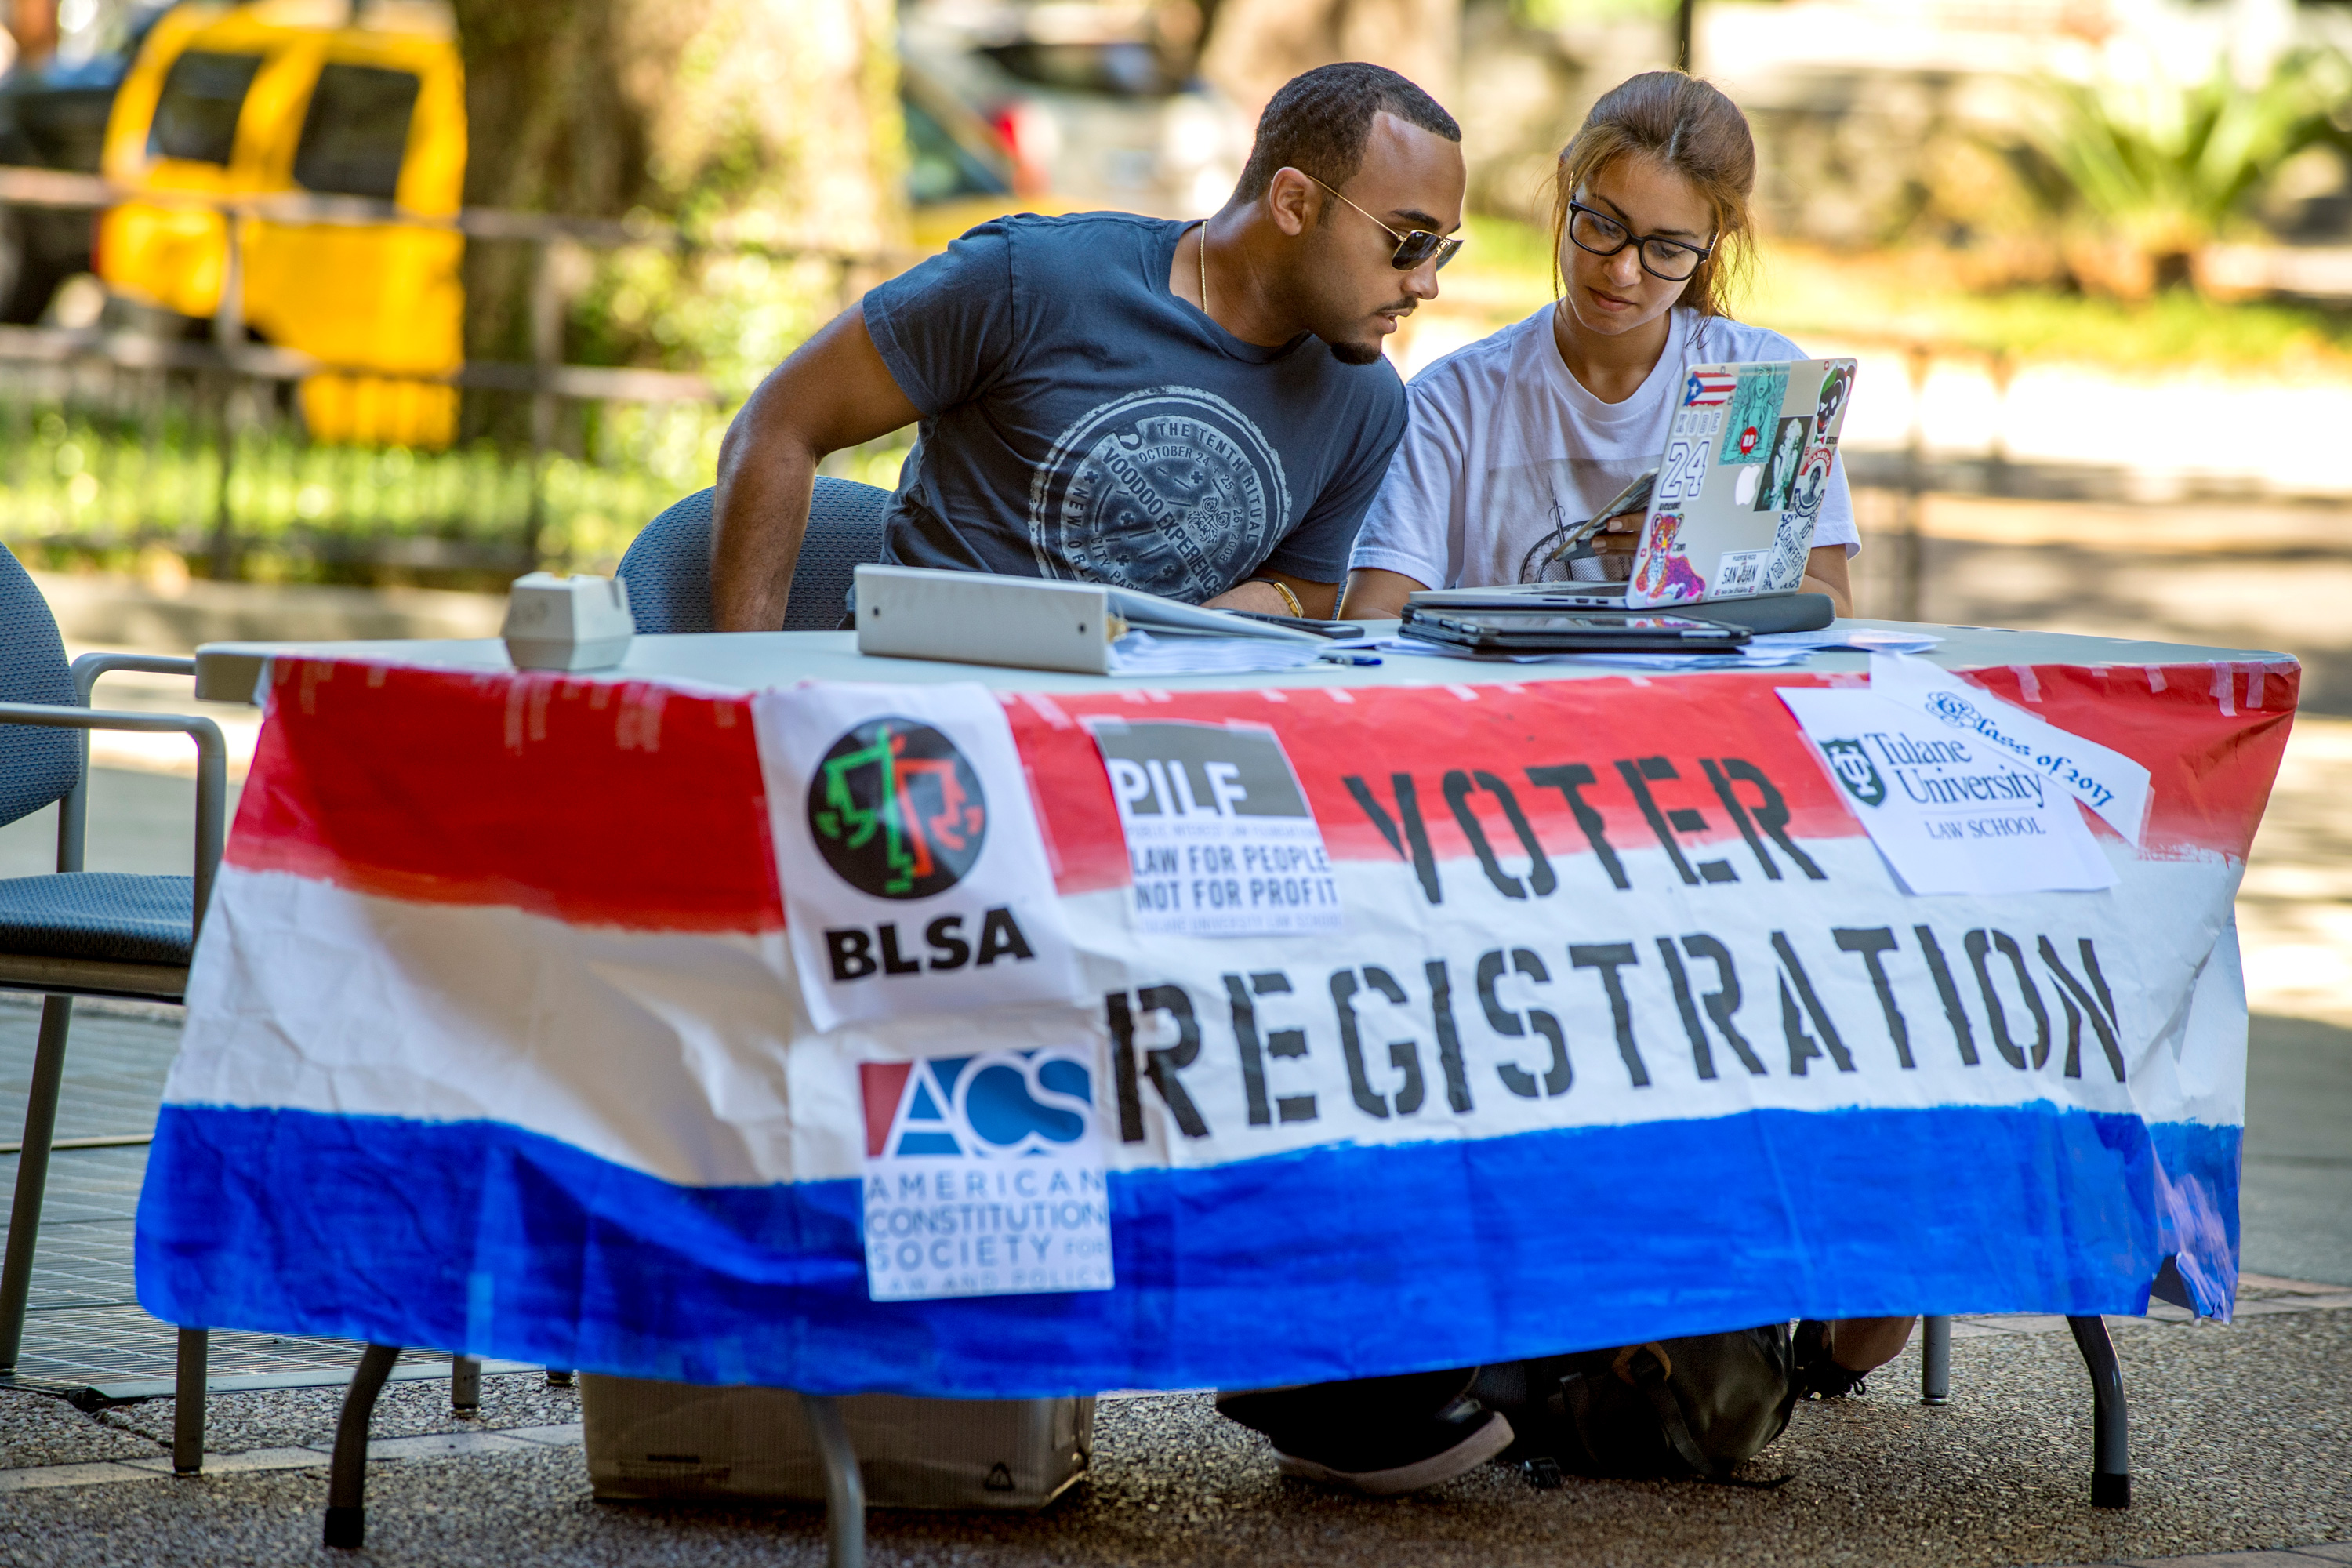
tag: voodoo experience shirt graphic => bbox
[753,683,1089,1030]
[858,212,1407,601]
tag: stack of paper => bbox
[1105,630,1334,676]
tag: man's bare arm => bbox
[710,310,920,631]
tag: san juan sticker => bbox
[859,1045,1114,1301]
[1088,718,1342,938]
[1711,547,1769,598]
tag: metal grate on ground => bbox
[0,995,479,1399]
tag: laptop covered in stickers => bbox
[1404,357,1857,625]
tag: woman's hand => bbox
[1588,510,1646,561]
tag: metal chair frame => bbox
[0,652,226,1473]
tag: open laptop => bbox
[1406,356,1857,619]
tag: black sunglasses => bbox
[1301,171,1463,271]
[1566,201,1712,282]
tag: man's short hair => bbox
[1235,63,1461,202]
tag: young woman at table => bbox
[1332,67,1908,1398]
[1337,70,1858,618]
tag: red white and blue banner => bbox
[135,652,2296,1396]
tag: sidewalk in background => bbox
[1392,288,2352,505]
[31,566,506,783]
[34,568,505,654]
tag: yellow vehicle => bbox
[97,0,465,446]
[88,2,1091,448]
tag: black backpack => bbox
[1473,1325,1799,1484]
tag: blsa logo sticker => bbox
[860,1049,1096,1160]
[1820,737,1887,807]
[754,681,1091,1033]
[808,718,986,898]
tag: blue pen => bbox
[1319,650,1383,666]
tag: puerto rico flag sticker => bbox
[1685,371,1736,406]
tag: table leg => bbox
[799,1392,865,1568]
[451,1355,481,1416]
[325,1343,402,1549]
[2066,1316,2129,1508]
[1920,1315,1951,1405]
[173,1328,207,1473]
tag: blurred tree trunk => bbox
[1197,0,1461,125]
[451,0,905,368]
[452,0,644,367]
[7,0,59,65]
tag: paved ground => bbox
[2243,1015,2352,1287]
[0,1304,2349,1568]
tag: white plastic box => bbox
[502,572,635,671]
[579,1376,1093,1510]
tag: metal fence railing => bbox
[0,167,907,586]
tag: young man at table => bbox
[706,61,1491,1498]
[706,63,1468,630]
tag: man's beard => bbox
[1326,299,1417,366]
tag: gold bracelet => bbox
[1251,579,1304,618]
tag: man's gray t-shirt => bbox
[861,212,1409,603]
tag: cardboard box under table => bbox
[581,1377,1091,1508]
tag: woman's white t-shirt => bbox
[1348,304,1860,590]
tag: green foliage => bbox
[1743,239,2352,372]
[1457,212,1560,284]
[572,243,842,402]
[1454,214,2352,372]
[1773,271,2352,371]
[1511,0,1675,31]
[2020,48,2352,289]
[0,398,734,586]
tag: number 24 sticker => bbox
[1654,437,1708,506]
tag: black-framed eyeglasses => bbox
[1301,171,1463,272]
[1566,201,1712,282]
